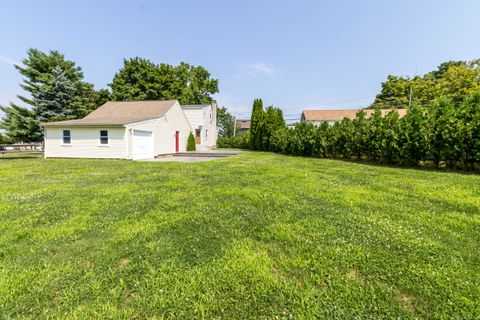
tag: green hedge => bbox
[217,134,250,149]
[269,93,480,170]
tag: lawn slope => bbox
[0,152,479,319]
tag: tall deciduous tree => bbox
[110,58,219,104]
[371,59,480,109]
[217,106,235,137]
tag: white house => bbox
[42,100,217,160]
[181,104,217,150]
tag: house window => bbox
[99,130,109,145]
[63,130,71,144]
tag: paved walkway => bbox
[141,150,241,162]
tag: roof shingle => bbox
[42,100,177,127]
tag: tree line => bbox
[220,93,480,170]
[218,58,480,171]
[0,49,219,143]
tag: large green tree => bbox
[0,49,109,142]
[217,106,235,137]
[33,66,79,121]
[371,59,480,109]
[110,58,219,104]
[0,104,41,142]
[14,48,105,114]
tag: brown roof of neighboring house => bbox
[42,100,178,126]
[301,109,407,121]
[236,119,251,129]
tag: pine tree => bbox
[187,132,196,151]
[33,66,78,122]
[0,103,41,142]
[249,99,265,150]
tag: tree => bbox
[217,106,234,137]
[187,132,196,151]
[15,48,84,107]
[33,66,79,122]
[0,132,10,144]
[263,106,286,151]
[0,104,41,142]
[14,48,102,114]
[371,59,480,108]
[110,58,219,104]
[425,98,456,168]
[0,48,108,141]
[351,110,369,159]
[458,92,480,170]
[249,99,265,150]
[397,104,428,166]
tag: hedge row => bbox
[270,93,480,170]
[218,93,480,170]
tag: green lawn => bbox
[0,152,479,319]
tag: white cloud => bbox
[0,54,20,66]
[242,62,281,78]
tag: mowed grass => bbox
[0,152,479,319]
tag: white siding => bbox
[181,103,217,147]
[126,101,192,157]
[44,127,127,159]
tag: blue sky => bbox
[1,0,479,122]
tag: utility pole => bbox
[233,106,237,137]
[408,85,413,107]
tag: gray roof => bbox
[42,100,177,127]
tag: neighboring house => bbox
[42,100,217,160]
[301,108,407,126]
[235,119,250,135]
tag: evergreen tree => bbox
[187,132,196,151]
[249,99,265,150]
[33,66,78,122]
[369,107,383,161]
[458,92,480,170]
[352,111,369,159]
[425,98,455,168]
[398,104,428,166]
[0,104,41,142]
[381,110,401,163]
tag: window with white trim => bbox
[99,130,109,145]
[63,130,71,144]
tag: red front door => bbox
[175,131,179,152]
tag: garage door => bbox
[132,130,154,160]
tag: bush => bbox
[265,92,480,170]
[217,135,249,149]
[187,132,196,151]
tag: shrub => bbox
[187,132,196,151]
[217,135,249,149]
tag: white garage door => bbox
[132,130,154,160]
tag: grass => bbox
[0,152,479,319]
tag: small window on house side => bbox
[100,130,109,145]
[63,130,71,144]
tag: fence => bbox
[0,143,44,154]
